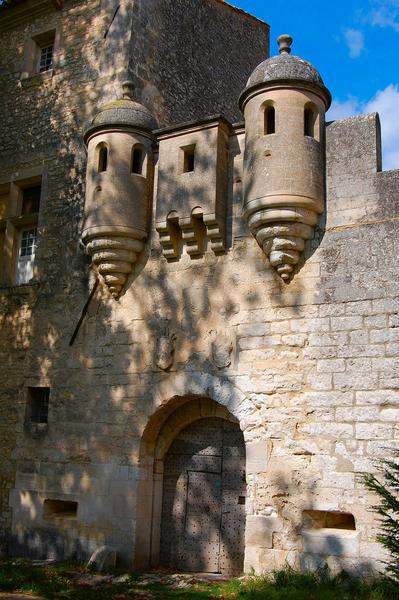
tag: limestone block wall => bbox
[0,0,268,556]
[0,0,105,553]
[3,108,398,573]
[1,0,398,577]
[128,0,269,126]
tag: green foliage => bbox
[235,567,398,600]
[0,560,397,599]
[363,454,399,582]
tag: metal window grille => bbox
[39,44,53,72]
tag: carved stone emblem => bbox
[209,329,233,369]
[155,321,177,370]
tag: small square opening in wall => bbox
[43,499,78,519]
[26,387,50,424]
[181,144,196,173]
[303,510,356,530]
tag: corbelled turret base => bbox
[82,226,146,298]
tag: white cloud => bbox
[369,0,399,31]
[327,84,399,170]
[327,96,360,120]
[343,28,365,58]
[365,84,399,170]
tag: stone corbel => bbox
[156,211,181,259]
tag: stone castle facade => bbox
[0,0,398,576]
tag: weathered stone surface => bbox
[302,530,359,558]
[0,0,398,580]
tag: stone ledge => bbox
[0,282,40,296]
[302,528,360,557]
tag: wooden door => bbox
[159,417,245,575]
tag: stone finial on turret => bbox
[122,80,135,100]
[277,34,293,54]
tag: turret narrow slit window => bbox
[98,144,108,172]
[304,107,316,137]
[264,105,275,135]
[131,146,145,175]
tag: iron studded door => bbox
[160,417,246,575]
[219,419,247,575]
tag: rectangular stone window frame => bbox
[0,170,44,287]
[21,28,60,81]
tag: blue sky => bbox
[232,0,399,169]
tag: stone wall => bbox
[0,0,102,553]
[5,109,399,572]
[128,0,269,126]
[1,0,398,576]
[0,0,269,559]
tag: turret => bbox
[239,35,331,281]
[82,81,157,298]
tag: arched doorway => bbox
[160,417,246,575]
[135,396,246,576]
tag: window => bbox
[34,30,55,74]
[97,143,108,173]
[0,177,42,286]
[43,499,78,519]
[21,29,57,80]
[304,106,318,138]
[39,43,54,72]
[131,146,145,175]
[22,186,41,215]
[16,228,37,285]
[26,387,50,424]
[264,105,275,135]
[181,144,196,173]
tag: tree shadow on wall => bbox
[1,36,255,569]
[0,0,347,576]
[264,460,378,578]
[242,132,328,316]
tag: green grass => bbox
[0,560,397,600]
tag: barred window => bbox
[20,228,37,258]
